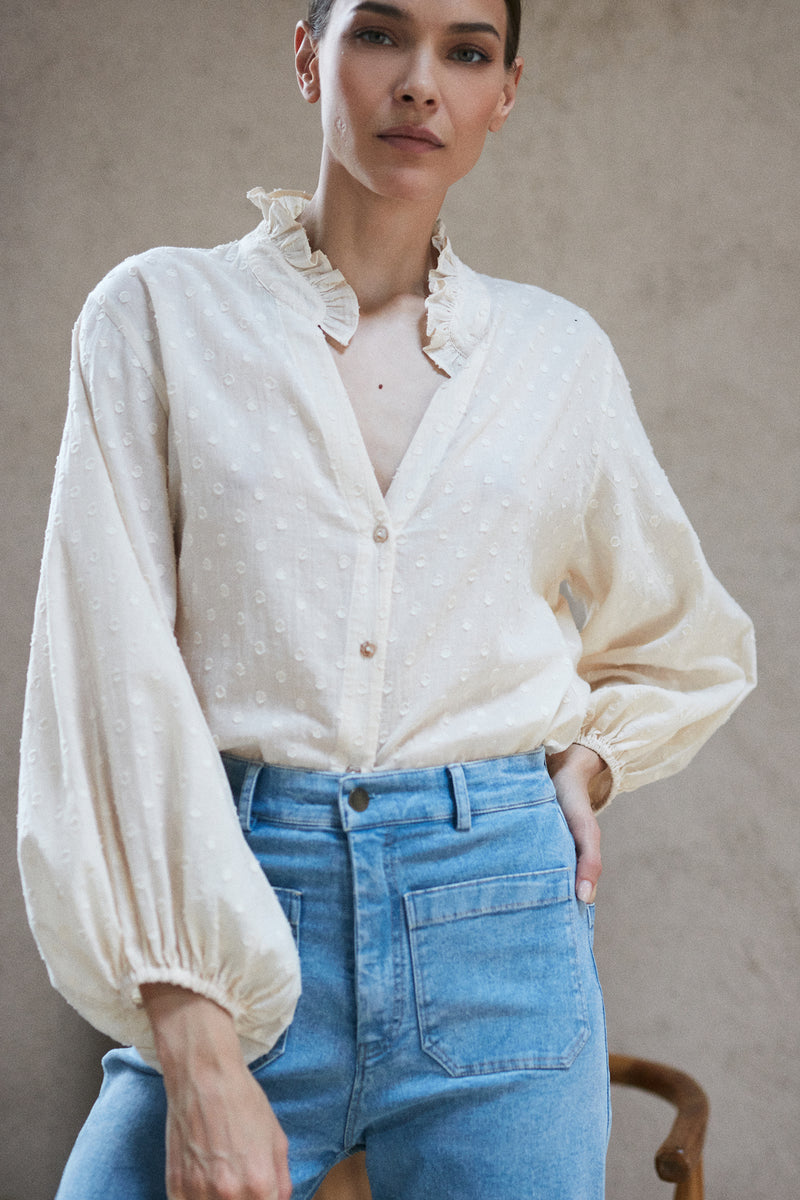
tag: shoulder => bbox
[83,239,242,323]
[74,238,251,375]
[478,270,613,356]
[469,271,634,427]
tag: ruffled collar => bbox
[244,187,491,377]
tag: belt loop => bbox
[237,761,262,832]
[447,763,472,832]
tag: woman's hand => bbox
[546,744,605,904]
[141,984,292,1200]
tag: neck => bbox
[299,158,445,314]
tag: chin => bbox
[361,166,459,206]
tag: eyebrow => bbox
[350,2,502,42]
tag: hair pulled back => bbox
[306,0,522,69]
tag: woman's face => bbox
[296,0,521,206]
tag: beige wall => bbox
[2,1,797,1196]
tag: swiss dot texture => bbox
[17,190,755,1068]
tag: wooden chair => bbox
[311,1053,709,1200]
[608,1053,708,1200]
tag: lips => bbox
[377,124,444,149]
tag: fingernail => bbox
[577,880,593,904]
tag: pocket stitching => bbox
[405,871,590,1076]
[247,886,301,1072]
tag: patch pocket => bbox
[404,868,589,1076]
[248,887,302,1072]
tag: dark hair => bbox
[307,0,522,69]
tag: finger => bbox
[274,1155,293,1200]
[574,824,602,903]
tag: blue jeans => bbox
[57,751,610,1199]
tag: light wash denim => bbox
[57,750,610,1199]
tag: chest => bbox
[328,303,445,496]
[165,281,600,555]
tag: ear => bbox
[295,20,321,103]
[488,56,523,133]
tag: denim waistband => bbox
[220,750,554,833]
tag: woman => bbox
[18,2,755,1198]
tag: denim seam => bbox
[409,895,570,926]
[248,795,554,832]
[385,831,406,1046]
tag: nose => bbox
[394,48,440,108]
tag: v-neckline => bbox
[323,331,450,513]
[243,188,494,522]
[325,340,449,507]
[311,327,488,526]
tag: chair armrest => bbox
[608,1053,709,1183]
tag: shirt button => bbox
[349,786,370,812]
[360,641,377,658]
[373,524,389,544]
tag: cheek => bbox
[332,59,383,116]
[320,80,356,143]
[448,84,504,140]
[455,106,497,155]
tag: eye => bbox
[450,45,492,65]
[354,28,395,46]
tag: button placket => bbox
[359,515,391,664]
[331,504,396,770]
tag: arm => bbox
[543,335,754,898]
[141,984,291,1200]
[18,271,300,1068]
[562,338,755,808]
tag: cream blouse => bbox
[18,189,755,1067]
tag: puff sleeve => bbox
[565,339,756,805]
[17,275,300,1069]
